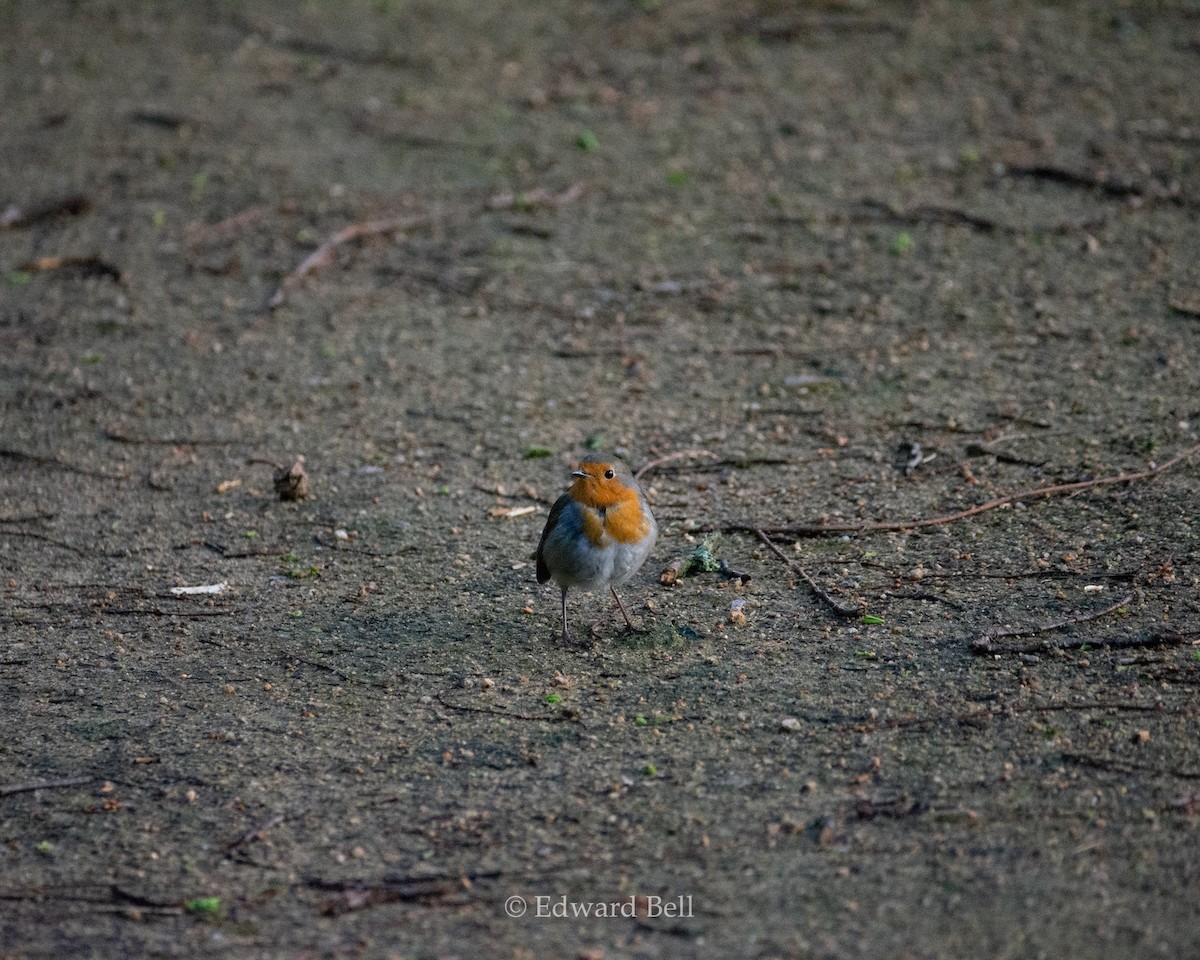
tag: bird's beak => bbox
[570,469,588,479]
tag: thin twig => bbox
[974,627,1197,657]
[849,167,1189,236]
[1060,751,1200,781]
[278,651,355,684]
[18,255,123,283]
[651,455,793,477]
[877,699,1168,732]
[202,541,290,559]
[0,530,88,556]
[104,428,239,446]
[2,884,185,916]
[1005,163,1182,202]
[754,529,861,618]
[0,446,125,480]
[303,872,487,917]
[732,442,1200,539]
[434,692,580,724]
[1170,793,1200,815]
[110,886,185,909]
[107,607,236,617]
[1168,297,1200,319]
[226,812,286,852]
[0,775,92,797]
[0,193,90,230]
[971,593,1134,654]
[858,560,1141,584]
[634,449,718,480]
[851,198,1014,234]
[267,213,431,310]
[848,198,1125,236]
[0,512,53,524]
[267,183,584,311]
[887,590,965,610]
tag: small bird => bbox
[536,458,657,643]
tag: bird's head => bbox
[568,459,640,509]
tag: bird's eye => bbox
[604,468,615,479]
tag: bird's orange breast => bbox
[577,498,649,547]
[604,503,651,544]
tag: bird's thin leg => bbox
[559,586,571,644]
[610,586,635,630]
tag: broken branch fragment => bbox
[1,193,91,230]
[273,459,311,501]
[18,255,123,283]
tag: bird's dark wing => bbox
[535,493,571,583]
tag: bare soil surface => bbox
[3,2,1200,957]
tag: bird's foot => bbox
[556,627,594,648]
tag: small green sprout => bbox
[186,896,222,917]
[283,560,320,580]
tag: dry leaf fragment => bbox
[489,505,537,519]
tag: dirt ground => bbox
[3,1,1200,957]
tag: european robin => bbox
[535,458,657,643]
